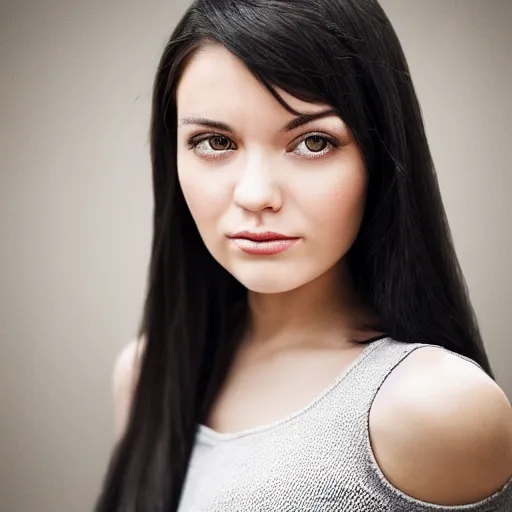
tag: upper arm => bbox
[112,338,145,442]
[369,347,512,506]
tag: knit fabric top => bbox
[177,337,512,511]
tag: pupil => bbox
[212,136,229,150]
[306,136,326,152]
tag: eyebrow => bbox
[178,108,339,133]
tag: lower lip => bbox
[230,238,300,255]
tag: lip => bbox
[229,230,297,242]
[228,231,301,256]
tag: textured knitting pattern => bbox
[177,338,512,511]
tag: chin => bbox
[229,266,318,295]
[238,279,294,294]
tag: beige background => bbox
[1,0,510,510]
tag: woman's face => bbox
[176,44,367,294]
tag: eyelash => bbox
[185,132,342,161]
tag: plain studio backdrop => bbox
[0,0,510,510]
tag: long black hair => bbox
[94,0,494,510]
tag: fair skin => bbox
[113,44,512,506]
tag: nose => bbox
[233,153,282,213]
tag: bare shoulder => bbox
[369,345,512,506]
[112,337,146,441]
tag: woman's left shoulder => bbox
[369,344,512,505]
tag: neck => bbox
[243,262,379,353]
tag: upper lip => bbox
[229,231,299,242]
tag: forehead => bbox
[176,44,330,119]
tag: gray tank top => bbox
[177,337,512,511]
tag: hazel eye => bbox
[187,134,237,159]
[209,136,234,151]
[304,136,329,152]
[291,134,339,159]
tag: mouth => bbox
[227,231,301,256]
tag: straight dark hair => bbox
[95,0,494,510]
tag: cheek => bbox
[177,161,231,230]
[299,166,367,235]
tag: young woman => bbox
[95,0,512,510]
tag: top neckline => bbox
[197,336,390,444]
